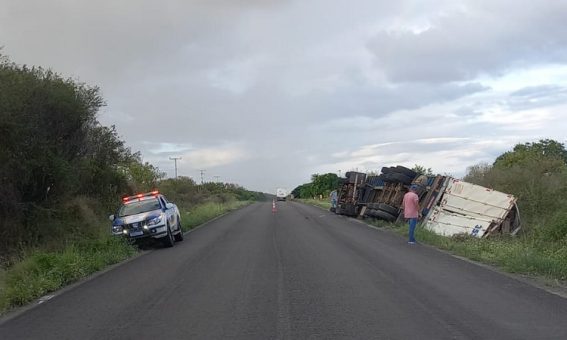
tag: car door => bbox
[160,196,175,228]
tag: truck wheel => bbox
[372,209,397,222]
[394,166,418,178]
[377,203,399,215]
[386,172,413,184]
[162,223,175,248]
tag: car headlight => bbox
[112,225,123,233]
[147,216,163,226]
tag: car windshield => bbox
[118,198,161,217]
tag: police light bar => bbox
[122,191,160,202]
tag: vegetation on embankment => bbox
[368,220,567,282]
[0,54,264,314]
[181,201,252,230]
[0,235,136,313]
[298,199,331,210]
[292,173,340,199]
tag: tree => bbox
[463,162,492,186]
[411,164,434,176]
[125,157,165,193]
[310,173,339,197]
[291,183,313,199]
[464,141,567,231]
[292,173,339,198]
[494,139,567,171]
[0,54,155,252]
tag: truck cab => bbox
[276,188,287,201]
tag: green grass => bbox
[367,219,567,281]
[180,200,252,231]
[299,198,331,210]
[0,199,252,315]
[0,237,136,313]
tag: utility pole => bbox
[199,169,206,184]
[169,157,182,179]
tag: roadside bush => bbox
[464,143,567,231]
[158,177,264,211]
[376,222,567,280]
[535,210,567,242]
[0,55,162,261]
[0,237,135,310]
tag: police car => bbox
[109,191,183,247]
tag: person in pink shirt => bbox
[402,184,421,244]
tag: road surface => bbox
[2,201,567,339]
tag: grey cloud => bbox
[367,1,567,83]
[508,84,567,110]
[453,106,481,118]
[510,84,567,98]
[2,0,567,192]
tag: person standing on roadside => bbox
[402,184,421,244]
[330,190,338,211]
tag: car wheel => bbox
[174,218,184,242]
[162,223,175,248]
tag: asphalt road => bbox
[2,201,567,339]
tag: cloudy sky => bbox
[2,0,567,192]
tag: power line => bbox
[169,157,182,179]
[213,176,220,182]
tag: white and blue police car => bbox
[109,191,183,247]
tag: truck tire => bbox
[367,203,378,210]
[377,203,399,215]
[162,223,175,248]
[343,203,355,216]
[174,218,184,242]
[365,209,377,217]
[372,209,397,222]
[385,172,413,184]
[394,166,418,179]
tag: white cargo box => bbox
[424,179,517,238]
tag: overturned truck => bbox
[334,166,521,237]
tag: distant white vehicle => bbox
[276,188,287,201]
